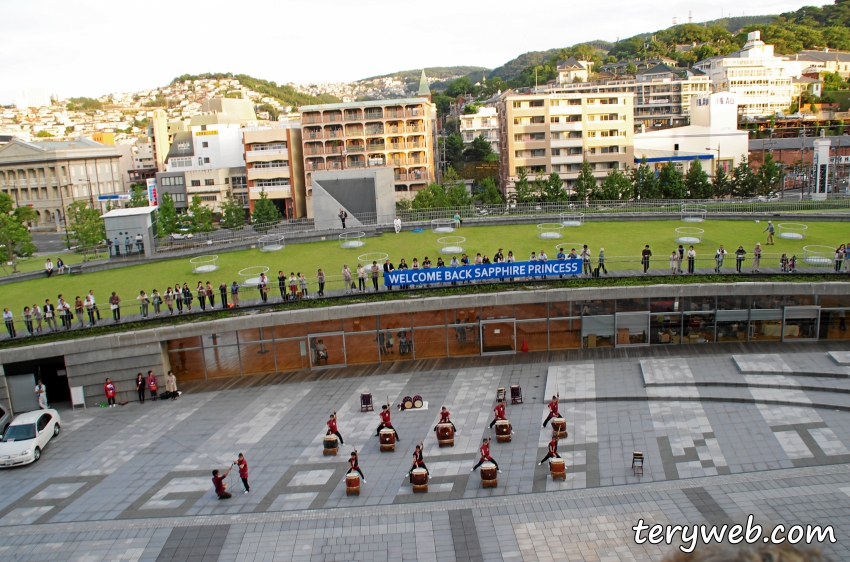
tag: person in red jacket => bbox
[211,466,232,499]
[489,399,508,428]
[147,370,158,401]
[538,436,561,465]
[104,378,116,408]
[326,411,344,445]
[375,403,400,440]
[346,448,366,483]
[471,438,500,472]
[542,393,560,427]
[433,406,458,433]
[235,453,249,493]
[407,441,431,483]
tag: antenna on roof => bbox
[688,11,692,23]
[673,16,678,25]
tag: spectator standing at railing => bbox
[138,290,150,318]
[152,289,162,316]
[114,236,120,256]
[539,250,548,280]
[370,261,380,292]
[763,220,775,245]
[357,264,366,292]
[3,308,15,338]
[714,245,727,274]
[735,246,747,273]
[219,283,228,308]
[88,290,100,322]
[598,248,608,275]
[687,246,696,274]
[206,282,215,308]
[677,245,685,274]
[641,245,652,274]
[196,282,206,311]
[277,271,287,300]
[109,292,121,322]
[382,261,393,291]
[231,281,240,306]
[44,299,57,331]
[57,295,71,329]
[173,284,183,313]
[135,233,143,253]
[45,258,53,278]
[182,283,193,311]
[288,272,297,299]
[258,273,269,303]
[835,245,845,272]
[317,269,326,297]
[124,236,131,255]
[845,243,850,272]
[165,288,175,315]
[298,272,308,298]
[436,257,445,267]
[669,250,679,274]
[580,245,591,276]
[23,306,33,336]
[339,208,347,228]
[74,296,85,327]
[85,293,98,325]
[751,243,762,273]
[342,265,352,294]
[32,303,43,333]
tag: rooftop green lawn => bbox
[1,219,847,315]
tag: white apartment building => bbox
[496,91,635,195]
[459,107,499,153]
[793,49,850,79]
[694,31,804,118]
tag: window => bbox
[530,149,546,157]
[176,142,190,151]
[191,180,201,186]
[255,179,290,187]
[204,179,214,186]
[529,100,544,107]
[203,157,210,164]
[173,193,186,202]
[169,157,191,168]
[200,195,217,201]
[512,101,522,108]
[530,116,545,124]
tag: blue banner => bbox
[383,259,583,286]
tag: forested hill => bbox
[169,73,340,105]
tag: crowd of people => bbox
[2,225,848,340]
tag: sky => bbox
[0,0,813,104]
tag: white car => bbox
[0,409,61,467]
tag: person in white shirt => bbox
[714,245,727,274]
[3,308,15,338]
[670,251,679,274]
[393,216,402,234]
[45,258,54,278]
[342,265,352,293]
[35,380,47,409]
[85,294,97,326]
[580,245,591,275]
[87,290,100,322]
[57,295,71,330]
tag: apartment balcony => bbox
[385,110,405,119]
[365,127,384,135]
[306,161,326,171]
[248,168,291,182]
[302,114,322,124]
[406,125,424,133]
[406,108,425,117]
[324,128,345,139]
[364,111,384,119]
[366,143,386,152]
[345,145,366,153]
[344,111,363,121]
[394,170,426,182]
[249,185,291,199]
[345,126,365,136]
[386,126,403,134]
[551,154,583,165]
[324,112,343,123]
[304,145,324,156]
[246,148,288,163]
[304,130,325,140]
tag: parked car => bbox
[0,409,61,467]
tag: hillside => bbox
[170,72,340,106]
[359,66,490,84]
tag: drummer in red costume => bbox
[326,410,344,445]
[433,406,458,433]
[375,403,401,440]
[407,441,431,482]
[537,436,561,465]
[488,399,509,428]
[346,448,366,483]
[470,438,501,473]
[542,392,561,427]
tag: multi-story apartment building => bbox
[242,122,305,218]
[459,107,499,153]
[0,138,124,228]
[299,96,437,201]
[496,91,634,195]
[793,49,850,79]
[693,31,804,117]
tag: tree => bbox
[541,172,568,202]
[532,175,548,202]
[445,77,475,98]
[157,192,180,235]
[757,152,783,195]
[129,184,149,208]
[595,169,630,200]
[630,157,660,200]
[463,135,497,162]
[66,201,105,260]
[444,133,464,168]
[476,177,504,205]
[219,190,245,229]
[512,167,536,205]
[251,189,281,229]
[443,167,472,207]
[731,158,758,197]
[572,160,596,203]
[0,192,37,273]
[712,166,732,198]
[625,61,638,75]
[657,162,686,199]
[35,130,54,138]
[412,182,448,209]
[685,159,712,199]
[187,195,214,233]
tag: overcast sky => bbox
[0,0,811,104]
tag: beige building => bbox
[496,91,634,196]
[794,49,850,79]
[299,95,437,202]
[459,106,499,153]
[242,123,305,218]
[0,138,124,229]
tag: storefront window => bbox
[716,310,748,342]
[239,343,276,375]
[345,332,381,364]
[168,348,204,380]
[617,298,649,312]
[452,308,481,324]
[548,301,575,319]
[481,305,514,319]
[582,314,615,347]
[237,328,272,343]
[549,318,581,349]
[683,296,715,312]
[819,309,849,340]
[682,313,715,344]
[205,331,237,346]
[412,327,448,358]
[516,303,548,320]
[379,313,411,332]
[343,316,377,332]
[784,308,819,340]
[448,322,479,356]
[308,319,343,333]
[616,312,649,345]
[517,321,548,351]
[577,300,615,316]
[412,310,446,327]
[203,346,241,378]
[651,297,679,313]
[167,336,201,351]
[650,313,681,344]
[749,309,783,341]
[273,324,307,339]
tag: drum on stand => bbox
[436,423,455,447]
[480,461,498,488]
[411,467,428,493]
[495,419,512,443]
[379,428,396,452]
[360,392,373,412]
[413,395,423,408]
[549,457,566,481]
[345,473,360,495]
[551,417,568,439]
[323,435,339,456]
[496,387,506,401]
[403,396,414,409]
[510,385,523,404]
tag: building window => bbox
[203,157,210,164]
[176,142,190,151]
[255,179,291,187]
[200,195,217,201]
[173,193,186,202]
[529,100,544,107]
[202,141,209,148]
[204,179,214,186]
[191,180,201,186]
[530,116,545,124]
[170,158,191,168]
[512,101,522,108]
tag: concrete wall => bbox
[0,364,10,416]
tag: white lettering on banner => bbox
[384,260,582,286]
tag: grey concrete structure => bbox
[102,206,158,259]
[311,168,396,229]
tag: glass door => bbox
[308,332,346,368]
[783,307,820,341]
[480,320,516,355]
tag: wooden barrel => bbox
[323,435,338,449]
[345,473,360,495]
[436,423,454,447]
[495,419,512,442]
[480,461,497,481]
[413,395,423,408]
[411,468,428,486]
[549,457,566,481]
[380,428,395,451]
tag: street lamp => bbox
[705,145,721,176]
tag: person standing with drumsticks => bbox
[433,406,458,433]
[327,411,344,445]
[538,436,561,465]
[407,441,431,482]
[375,402,401,440]
[542,393,560,427]
[235,453,249,493]
[470,437,501,473]
[489,399,508,428]
[346,448,366,483]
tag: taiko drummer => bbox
[346,448,366,483]
[327,410,344,445]
[407,441,431,483]
[433,406,458,433]
[470,437,501,473]
[489,399,509,428]
[542,392,561,428]
[538,435,561,465]
[375,402,401,440]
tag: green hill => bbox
[169,73,340,106]
[358,66,490,84]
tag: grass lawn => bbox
[1,219,847,315]
[2,251,89,276]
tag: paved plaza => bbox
[1,347,850,560]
